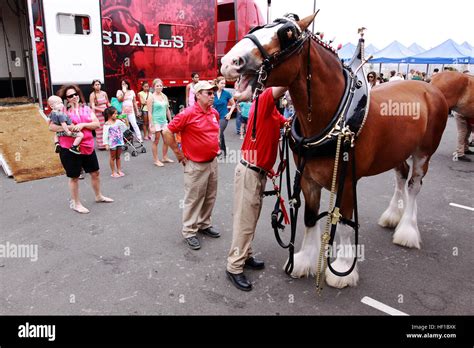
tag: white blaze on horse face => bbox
[221,24,283,76]
[221,24,284,100]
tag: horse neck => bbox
[289,40,345,137]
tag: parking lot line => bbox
[449,203,474,211]
[361,296,409,316]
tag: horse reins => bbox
[244,17,362,290]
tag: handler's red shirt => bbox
[168,102,220,162]
[241,88,287,172]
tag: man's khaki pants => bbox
[454,112,473,156]
[182,158,218,239]
[227,163,267,274]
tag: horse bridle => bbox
[245,17,362,285]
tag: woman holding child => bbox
[50,84,113,214]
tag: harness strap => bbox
[251,95,259,141]
[325,140,359,277]
[306,39,312,122]
[244,34,271,60]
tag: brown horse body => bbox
[431,71,474,118]
[221,14,448,288]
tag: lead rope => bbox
[315,132,344,294]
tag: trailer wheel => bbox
[141,147,147,153]
[131,151,138,157]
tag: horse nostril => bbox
[232,57,245,67]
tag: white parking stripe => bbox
[361,296,409,316]
[449,203,474,211]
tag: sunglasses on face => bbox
[66,93,78,99]
[368,76,374,79]
[201,91,215,96]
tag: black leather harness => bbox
[245,16,370,278]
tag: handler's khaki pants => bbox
[454,112,472,156]
[182,158,218,239]
[227,163,267,274]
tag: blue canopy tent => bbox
[408,43,425,55]
[369,41,415,76]
[338,42,356,62]
[365,44,379,57]
[460,41,472,51]
[370,40,415,63]
[407,39,471,64]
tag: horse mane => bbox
[311,32,339,57]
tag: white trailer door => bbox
[42,0,103,85]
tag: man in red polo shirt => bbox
[226,86,288,291]
[163,81,221,250]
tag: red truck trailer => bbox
[0,0,265,112]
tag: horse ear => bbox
[297,11,319,32]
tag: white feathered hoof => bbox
[285,251,316,279]
[378,208,402,229]
[324,261,359,289]
[393,223,421,249]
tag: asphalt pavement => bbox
[0,117,473,315]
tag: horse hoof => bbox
[378,209,403,229]
[286,252,315,278]
[325,262,359,289]
[393,225,421,249]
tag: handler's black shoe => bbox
[244,257,265,270]
[457,155,471,162]
[185,236,201,250]
[226,271,252,291]
[198,227,220,238]
[464,149,474,155]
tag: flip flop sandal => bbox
[71,205,90,214]
[96,196,114,203]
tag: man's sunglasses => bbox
[201,91,215,96]
[66,93,78,99]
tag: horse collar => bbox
[290,38,370,158]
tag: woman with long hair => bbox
[367,71,377,89]
[51,84,113,214]
[138,81,151,140]
[147,78,174,166]
[117,80,142,142]
[89,79,110,150]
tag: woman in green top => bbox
[146,78,173,167]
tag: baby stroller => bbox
[118,115,146,157]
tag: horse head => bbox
[220,12,318,101]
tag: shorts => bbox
[59,147,100,178]
[56,131,80,137]
[109,146,123,151]
[150,122,167,132]
[241,117,248,124]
